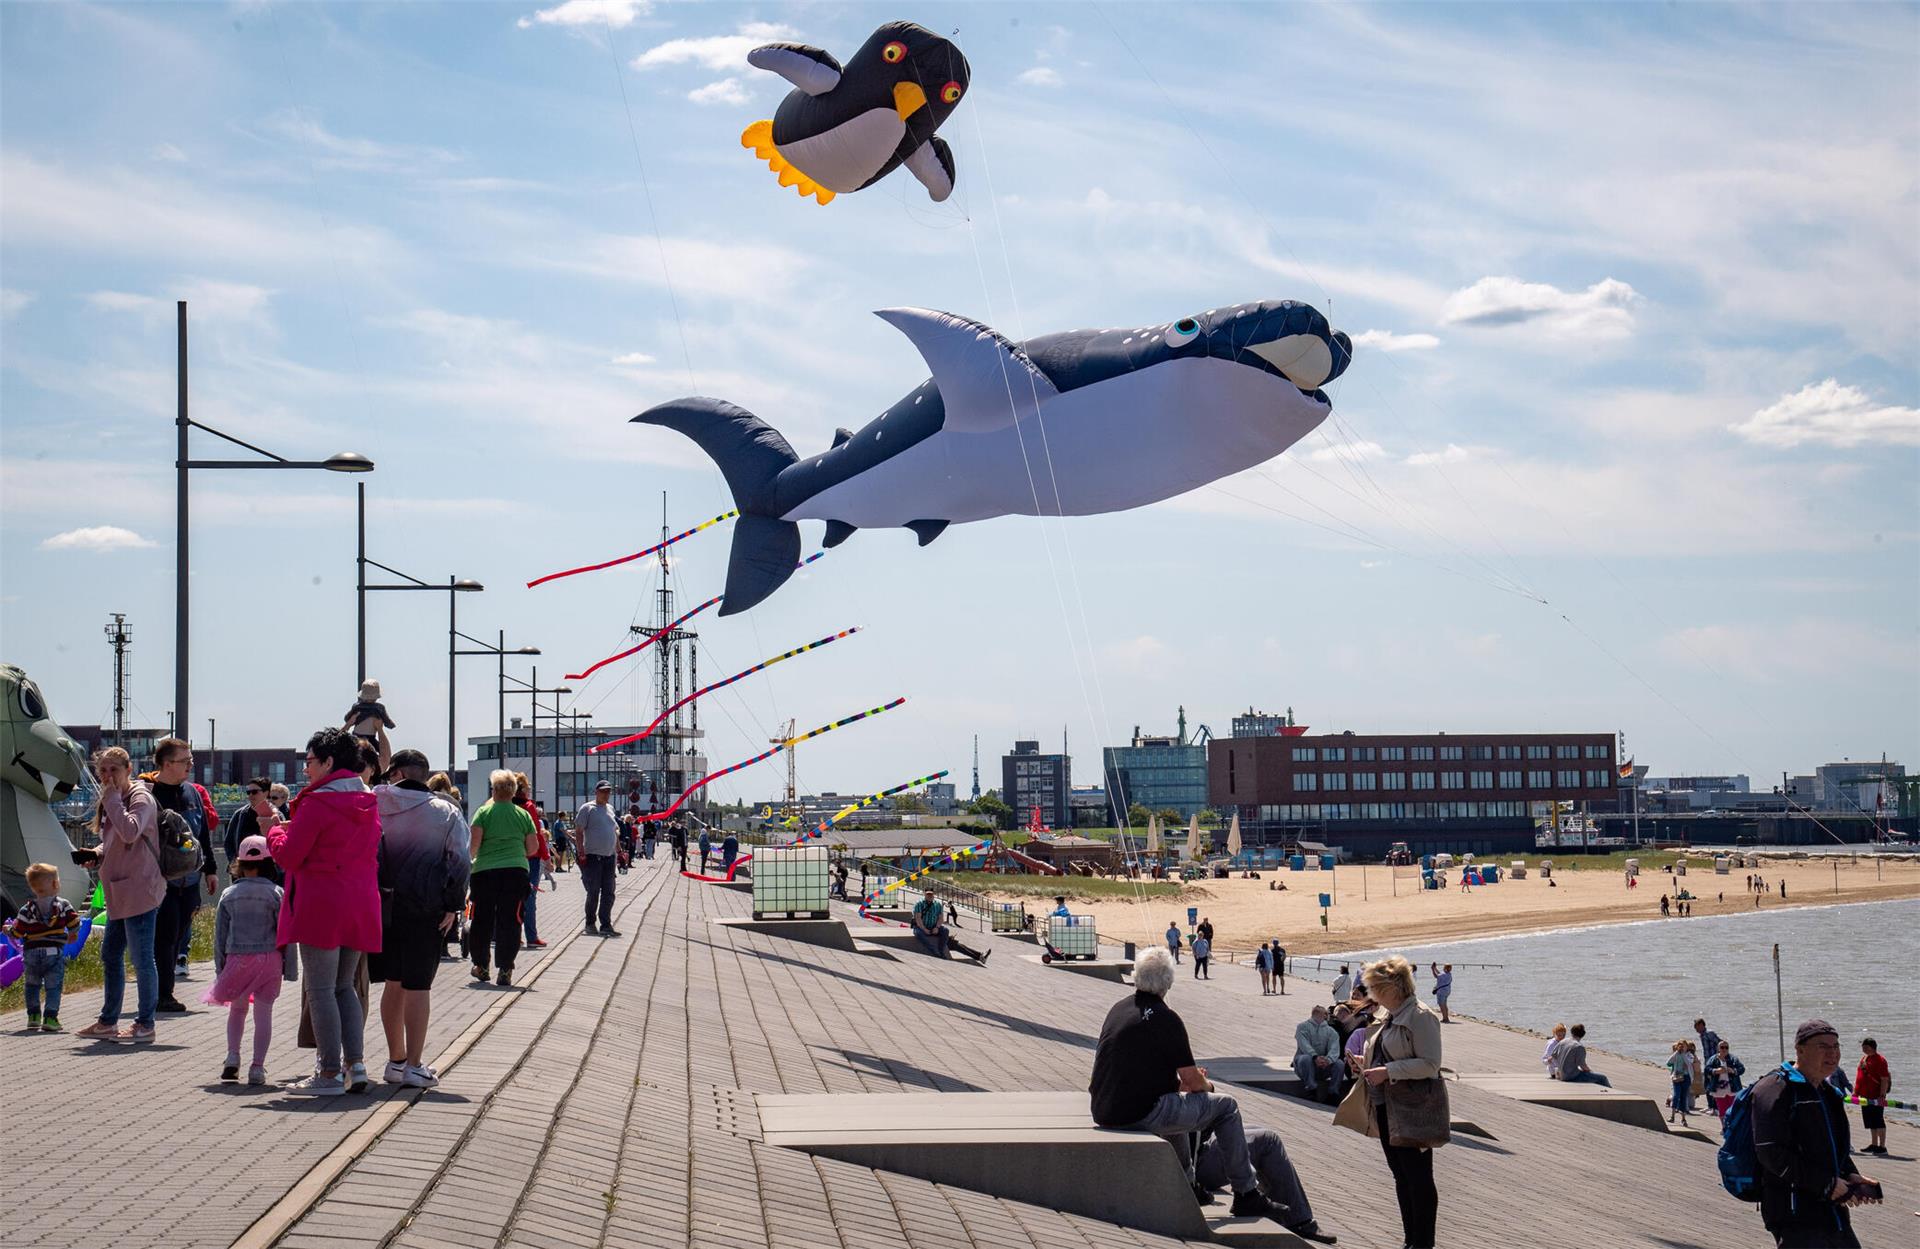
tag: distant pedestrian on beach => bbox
[1430,963,1453,1023]
[1192,933,1211,979]
[1559,1023,1611,1086]
[1331,964,1352,1001]
[1666,1041,1694,1126]
[1165,922,1182,963]
[1660,894,1671,917]
[1751,1019,1879,1247]
[1686,1040,1705,1109]
[1706,1040,1744,1126]
[1254,942,1273,995]
[1273,941,1287,994]
[1779,878,1787,900]
[1197,916,1214,947]
[1855,1038,1890,1155]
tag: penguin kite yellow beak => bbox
[893,80,927,121]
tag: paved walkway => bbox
[4,860,1912,1249]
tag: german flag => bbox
[1617,757,1636,780]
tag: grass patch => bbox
[3,905,216,1016]
[949,872,1183,901]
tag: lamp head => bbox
[515,646,541,655]
[323,451,376,473]
[453,579,483,592]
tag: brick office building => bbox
[1208,730,1620,858]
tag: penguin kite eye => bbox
[1164,317,1201,348]
[882,41,907,63]
[941,81,963,104]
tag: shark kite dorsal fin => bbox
[874,307,1055,433]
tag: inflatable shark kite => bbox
[634,299,1352,615]
[2,665,88,913]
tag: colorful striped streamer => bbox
[591,626,862,754]
[857,840,994,925]
[633,697,907,823]
[783,770,951,845]
[527,509,737,588]
[566,595,724,682]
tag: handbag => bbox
[1383,1075,1451,1149]
[1331,1074,1372,1135]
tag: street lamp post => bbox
[502,670,572,814]
[174,300,373,740]
[452,630,538,784]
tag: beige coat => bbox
[1359,996,1444,1139]
[98,781,166,919]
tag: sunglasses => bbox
[246,789,264,797]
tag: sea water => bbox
[1329,897,1920,1123]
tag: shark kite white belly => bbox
[633,300,1352,615]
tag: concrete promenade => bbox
[3,858,1911,1249]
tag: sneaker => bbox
[156,998,188,1013]
[1190,1184,1217,1207]
[601,929,621,939]
[976,948,992,965]
[402,1064,440,1089]
[495,969,512,987]
[471,965,489,982]
[527,938,548,948]
[40,1015,62,1033]
[123,1024,156,1044]
[583,925,599,936]
[175,957,190,977]
[346,1062,370,1093]
[25,1012,41,1030]
[1289,1221,1338,1244]
[247,1065,268,1086]
[223,1053,241,1082]
[383,1061,410,1085]
[1227,1190,1290,1225]
[285,1073,346,1097]
[75,1020,122,1042]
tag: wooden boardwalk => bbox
[3,860,1911,1248]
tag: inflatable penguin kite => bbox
[741,21,969,205]
[633,300,1353,614]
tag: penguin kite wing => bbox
[631,299,1352,615]
[741,21,969,205]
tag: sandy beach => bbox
[992,853,1920,956]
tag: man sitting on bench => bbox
[1089,948,1335,1242]
[1292,1004,1346,1104]
[910,890,990,964]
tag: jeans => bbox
[1565,1070,1612,1087]
[1168,942,1181,963]
[300,945,365,1074]
[1126,1090,1256,1194]
[22,947,66,1018]
[469,866,528,973]
[913,925,951,958]
[581,854,616,930]
[523,858,542,942]
[1377,1103,1438,1248]
[98,906,159,1027]
[153,878,200,1001]
[1196,1128,1315,1225]
[1671,1079,1691,1112]
[1194,957,1209,979]
[1292,1053,1342,1098]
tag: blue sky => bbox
[3,1,1915,801]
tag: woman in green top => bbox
[468,770,540,987]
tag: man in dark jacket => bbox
[223,776,287,884]
[1751,1018,1880,1248]
[146,737,217,1012]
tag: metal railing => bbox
[850,856,1018,932]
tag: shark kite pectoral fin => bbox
[903,137,956,202]
[873,307,1057,432]
[906,519,949,547]
[746,43,843,96]
[823,520,858,548]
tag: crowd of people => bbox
[14,726,673,1095]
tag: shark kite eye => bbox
[941,81,963,104]
[1164,318,1201,348]
[883,41,907,63]
[19,682,45,720]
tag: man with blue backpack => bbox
[1721,1018,1881,1247]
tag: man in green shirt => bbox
[909,890,990,964]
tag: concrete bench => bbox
[757,1091,1307,1245]
[711,917,898,960]
[1203,1057,1494,1140]
[1018,953,1135,982]
[1453,1073,1711,1140]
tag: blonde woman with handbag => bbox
[1333,955,1445,1248]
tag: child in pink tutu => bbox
[204,836,297,1084]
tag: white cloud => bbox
[1659,619,1920,678]
[611,351,656,366]
[0,288,33,318]
[150,142,186,162]
[1350,328,1439,352]
[1405,444,1470,466]
[1308,440,1386,462]
[1099,635,1168,672]
[1729,379,1920,449]
[255,111,457,172]
[518,1,649,30]
[687,78,749,107]
[86,281,274,329]
[632,22,797,72]
[1017,66,1063,88]
[1440,276,1639,338]
[1359,560,1388,569]
[41,526,156,553]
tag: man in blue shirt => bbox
[909,891,989,964]
[1165,922,1182,963]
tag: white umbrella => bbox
[1145,812,1161,853]
[1185,814,1202,861]
[1226,811,1242,859]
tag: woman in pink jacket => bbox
[270,727,382,1096]
[74,747,167,1043]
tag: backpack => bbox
[153,807,203,878]
[1718,1064,1788,1201]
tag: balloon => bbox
[741,21,968,204]
[0,953,21,990]
[631,301,1351,613]
[63,914,93,960]
[0,931,16,959]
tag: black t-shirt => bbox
[1088,992,1195,1126]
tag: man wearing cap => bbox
[575,781,621,937]
[372,750,470,1088]
[1751,1019,1880,1247]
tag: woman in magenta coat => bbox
[270,727,382,1096]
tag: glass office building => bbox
[1103,732,1209,820]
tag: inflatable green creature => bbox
[1,664,89,913]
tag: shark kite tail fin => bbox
[631,398,802,615]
